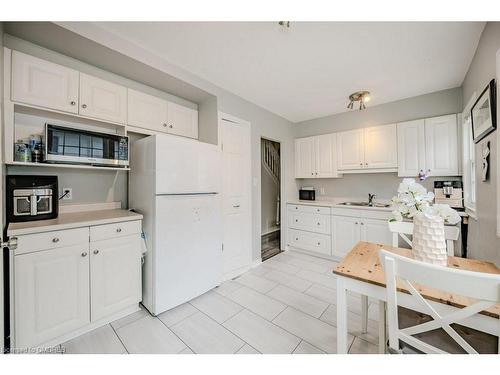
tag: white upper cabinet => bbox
[295,134,340,178]
[127,89,169,133]
[337,129,365,170]
[397,114,458,177]
[315,133,339,178]
[363,124,398,169]
[397,119,426,177]
[424,114,459,176]
[167,101,199,139]
[11,51,80,113]
[295,137,316,178]
[79,73,127,124]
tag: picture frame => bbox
[471,79,497,143]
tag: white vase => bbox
[412,213,447,266]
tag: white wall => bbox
[461,22,500,266]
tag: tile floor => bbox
[61,250,380,354]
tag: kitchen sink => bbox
[339,202,391,208]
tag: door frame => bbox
[259,136,283,257]
[218,112,253,278]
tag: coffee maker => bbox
[434,181,463,209]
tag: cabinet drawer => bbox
[15,227,89,255]
[288,229,331,256]
[288,211,331,234]
[90,220,141,242]
[287,204,330,215]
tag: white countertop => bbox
[8,209,143,236]
[287,198,394,212]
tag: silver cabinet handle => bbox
[295,219,298,222]
[81,252,87,257]
[81,104,87,109]
[360,222,365,226]
[355,222,359,225]
[163,123,168,127]
[365,163,368,166]
[359,163,363,166]
[317,242,321,245]
[233,205,240,208]
[295,238,299,241]
[70,101,76,106]
[93,250,99,255]
[169,124,173,128]
[116,228,122,233]
[52,237,60,243]
[317,222,320,225]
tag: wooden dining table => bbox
[333,241,500,354]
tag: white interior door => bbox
[220,116,252,278]
[364,124,398,169]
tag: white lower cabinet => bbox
[90,235,142,322]
[288,229,331,256]
[12,220,142,349]
[14,244,90,348]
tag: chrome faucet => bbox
[368,193,376,206]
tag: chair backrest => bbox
[379,249,500,354]
[388,221,460,256]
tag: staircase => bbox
[261,139,281,226]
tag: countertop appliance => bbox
[299,187,316,201]
[434,180,463,209]
[129,134,222,315]
[6,175,58,223]
[45,123,129,168]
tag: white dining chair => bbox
[379,249,500,354]
[388,221,460,257]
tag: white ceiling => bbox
[94,22,484,122]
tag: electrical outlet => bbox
[62,187,73,200]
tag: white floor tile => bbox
[214,280,243,296]
[227,286,286,320]
[62,325,126,354]
[157,303,198,327]
[116,315,186,354]
[296,269,338,289]
[262,258,300,275]
[304,284,337,305]
[320,304,379,345]
[223,310,300,354]
[235,273,278,293]
[189,290,243,323]
[236,344,261,354]
[249,264,272,277]
[171,312,244,354]
[293,340,325,354]
[349,337,378,354]
[110,307,150,330]
[273,307,353,354]
[261,269,313,292]
[267,285,328,318]
[278,253,331,274]
[287,251,338,268]
[179,347,194,354]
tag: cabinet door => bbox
[331,215,361,258]
[127,89,168,132]
[315,133,339,178]
[90,235,142,322]
[337,129,364,170]
[425,114,459,176]
[294,137,316,178]
[11,51,79,113]
[360,218,392,246]
[288,229,332,256]
[397,119,426,177]
[166,102,199,139]
[79,73,127,124]
[364,124,398,169]
[14,245,90,348]
[288,211,331,235]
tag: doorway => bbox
[260,138,281,261]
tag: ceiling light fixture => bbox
[347,91,371,111]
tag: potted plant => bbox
[390,178,461,265]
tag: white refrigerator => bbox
[130,134,222,315]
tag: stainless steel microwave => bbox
[45,123,129,167]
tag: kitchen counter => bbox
[287,198,393,212]
[7,209,143,236]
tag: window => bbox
[462,94,477,218]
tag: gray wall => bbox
[4,24,296,263]
[293,87,462,137]
[461,22,500,266]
